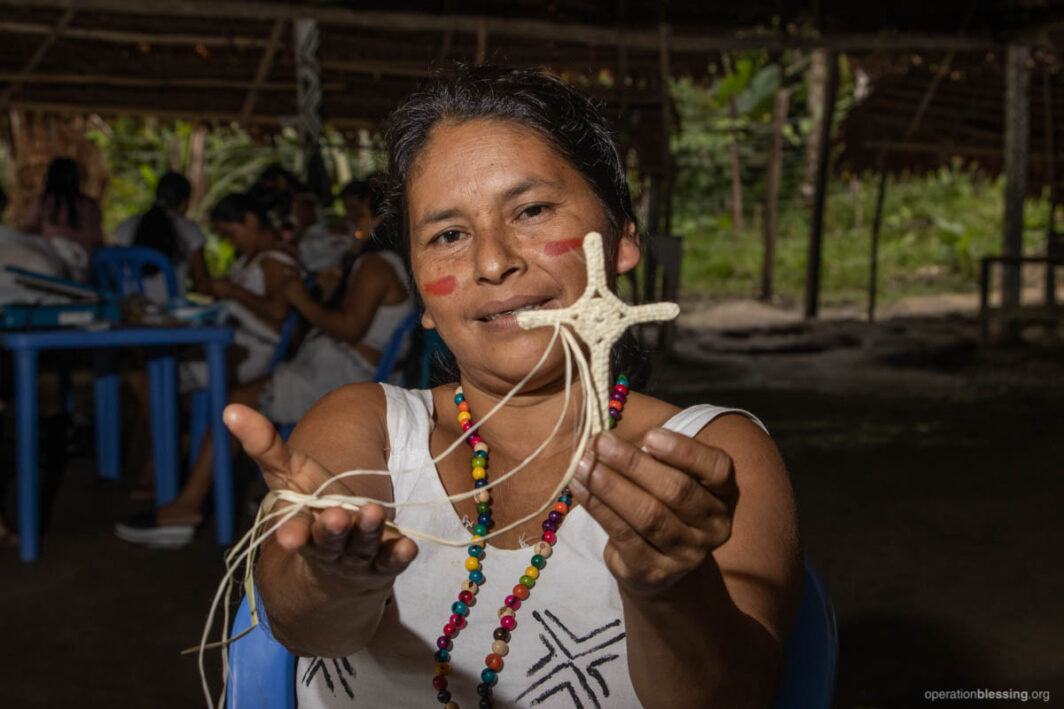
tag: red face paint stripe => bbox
[543,238,585,256]
[423,275,458,296]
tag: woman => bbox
[117,185,413,545]
[23,157,103,281]
[226,66,801,708]
[112,171,210,300]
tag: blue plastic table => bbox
[0,325,234,561]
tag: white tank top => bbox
[295,383,767,708]
[225,248,300,343]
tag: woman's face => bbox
[213,214,260,254]
[408,118,640,392]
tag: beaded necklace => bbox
[430,375,632,708]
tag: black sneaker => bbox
[114,511,195,549]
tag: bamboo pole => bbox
[0,8,76,109]
[1003,45,1031,321]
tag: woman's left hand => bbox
[569,429,738,598]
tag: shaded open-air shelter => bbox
[3,0,1064,315]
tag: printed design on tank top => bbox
[302,656,357,699]
[514,609,626,708]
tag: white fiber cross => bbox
[517,232,679,433]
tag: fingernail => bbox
[576,452,593,481]
[644,428,673,455]
[568,477,587,499]
[358,514,378,533]
[595,433,620,457]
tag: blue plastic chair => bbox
[93,245,179,300]
[774,557,838,708]
[89,247,181,488]
[225,557,837,708]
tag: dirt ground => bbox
[1,297,1062,708]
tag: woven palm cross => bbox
[517,232,679,433]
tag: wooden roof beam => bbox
[0,0,1006,53]
[0,8,75,108]
[241,19,287,123]
[0,72,339,91]
[0,20,270,48]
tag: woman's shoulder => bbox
[624,392,770,443]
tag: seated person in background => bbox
[115,200,412,547]
[0,184,67,304]
[112,171,210,301]
[307,176,385,301]
[23,157,103,281]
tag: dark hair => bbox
[133,172,191,272]
[383,65,646,386]
[43,157,82,229]
[384,65,636,265]
[210,192,272,228]
[339,173,386,218]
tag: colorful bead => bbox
[433,378,629,703]
[479,698,492,709]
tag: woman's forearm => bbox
[256,539,391,658]
[622,560,782,708]
[227,285,289,326]
[289,289,369,344]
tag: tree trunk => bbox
[762,87,789,301]
[801,49,828,206]
[728,96,743,235]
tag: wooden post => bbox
[1003,44,1030,317]
[1043,68,1057,306]
[241,19,286,124]
[659,23,674,236]
[804,50,839,319]
[868,165,888,321]
[761,87,789,301]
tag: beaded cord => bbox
[431,376,631,708]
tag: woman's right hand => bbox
[223,404,418,594]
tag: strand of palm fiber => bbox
[194,322,603,708]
